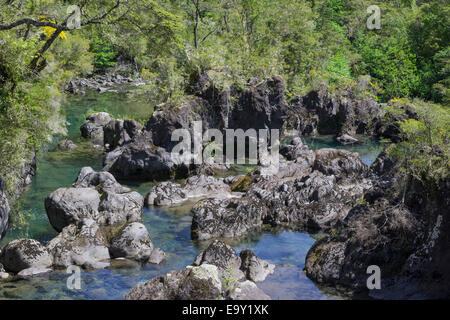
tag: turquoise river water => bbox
[0,89,383,300]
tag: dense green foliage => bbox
[387,100,450,189]
[0,0,449,199]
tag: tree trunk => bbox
[29,29,62,72]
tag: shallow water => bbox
[302,135,383,166]
[0,91,382,300]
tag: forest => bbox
[0,0,448,198]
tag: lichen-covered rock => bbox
[109,222,165,264]
[125,240,271,300]
[305,239,347,285]
[145,175,233,207]
[148,248,166,265]
[305,152,450,299]
[145,182,187,207]
[46,218,110,270]
[193,240,245,282]
[239,250,275,282]
[0,239,53,273]
[179,264,222,300]
[80,112,113,145]
[73,167,130,194]
[17,267,52,279]
[191,198,263,241]
[125,268,190,300]
[45,167,143,232]
[191,158,371,240]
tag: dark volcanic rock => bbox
[285,83,383,137]
[104,131,193,181]
[104,73,289,182]
[229,75,288,131]
[191,145,371,240]
[305,152,450,299]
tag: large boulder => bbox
[72,167,130,193]
[104,119,142,152]
[45,187,101,232]
[46,218,110,270]
[0,239,53,273]
[193,240,245,282]
[104,131,194,181]
[193,241,274,284]
[285,83,383,137]
[125,265,221,300]
[45,167,143,232]
[80,112,113,145]
[109,222,165,264]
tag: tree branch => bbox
[0,18,61,31]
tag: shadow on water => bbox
[0,91,382,300]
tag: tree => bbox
[0,0,181,74]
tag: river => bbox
[0,89,383,300]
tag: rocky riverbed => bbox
[2,71,446,300]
